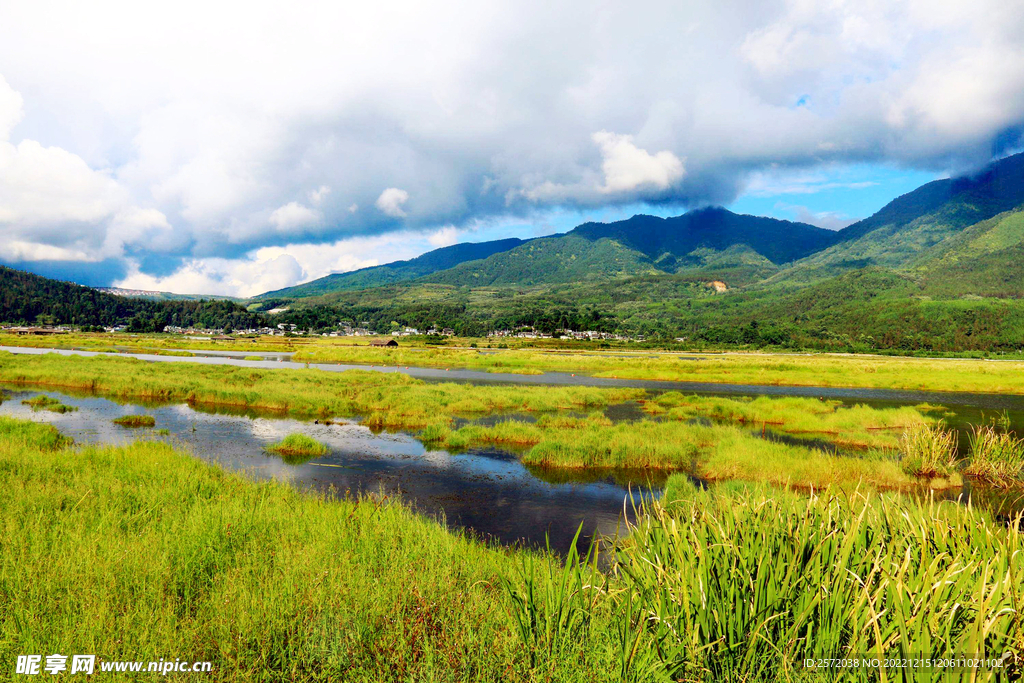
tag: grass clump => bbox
[964,424,1024,486]
[266,433,329,463]
[112,414,156,428]
[20,394,77,413]
[243,355,263,361]
[897,423,960,478]
[613,488,1024,680]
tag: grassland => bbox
[1,417,1020,681]
[0,352,960,490]
[8,331,1024,393]
[292,344,1024,393]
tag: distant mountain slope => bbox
[97,287,239,302]
[256,237,526,299]
[423,234,665,287]
[910,209,1024,297]
[785,152,1024,278]
[0,266,262,330]
[571,207,839,266]
[421,208,835,287]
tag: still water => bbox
[0,385,654,554]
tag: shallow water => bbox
[5,345,1024,410]
[0,385,653,554]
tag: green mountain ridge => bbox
[256,237,527,300]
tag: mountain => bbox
[97,287,239,302]
[786,152,1024,279]
[0,266,263,331]
[419,208,836,288]
[256,237,527,300]
[571,208,839,266]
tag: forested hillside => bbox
[0,266,264,331]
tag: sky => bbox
[1,0,1023,297]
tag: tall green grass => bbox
[0,417,611,682]
[897,423,960,477]
[611,488,1024,680]
[965,424,1024,486]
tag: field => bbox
[0,352,977,490]
[1,417,1021,681]
[7,331,1024,393]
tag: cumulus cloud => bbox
[375,188,409,218]
[593,131,684,194]
[427,226,460,248]
[0,74,174,265]
[308,185,330,206]
[114,229,443,297]
[1,0,1024,293]
[0,74,23,139]
[269,202,321,231]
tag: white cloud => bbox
[427,226,459,248]
[592,131,684,194]
[269,201,321,231]
[0,76,173,264]
[308,185,330,206]
[375,187,409,218]
[0,74,23,140]
[0,0,1023,289]
[114,228,450,297]
[777,203,858,231]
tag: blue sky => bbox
[0,1,1022,295]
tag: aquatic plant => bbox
[112,414,156,428]
[266,433,329,462]
[21,395,77,413]
[964,424,1024,486]
[896,423,960,478]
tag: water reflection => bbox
[0,385,653,554]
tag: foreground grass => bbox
[2,417,1020,681]
[0,418,610,682]
[620,479,1024,680]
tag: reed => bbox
[612,488,1024,680]
[964,424,1024,486]
[896,423,960,477]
